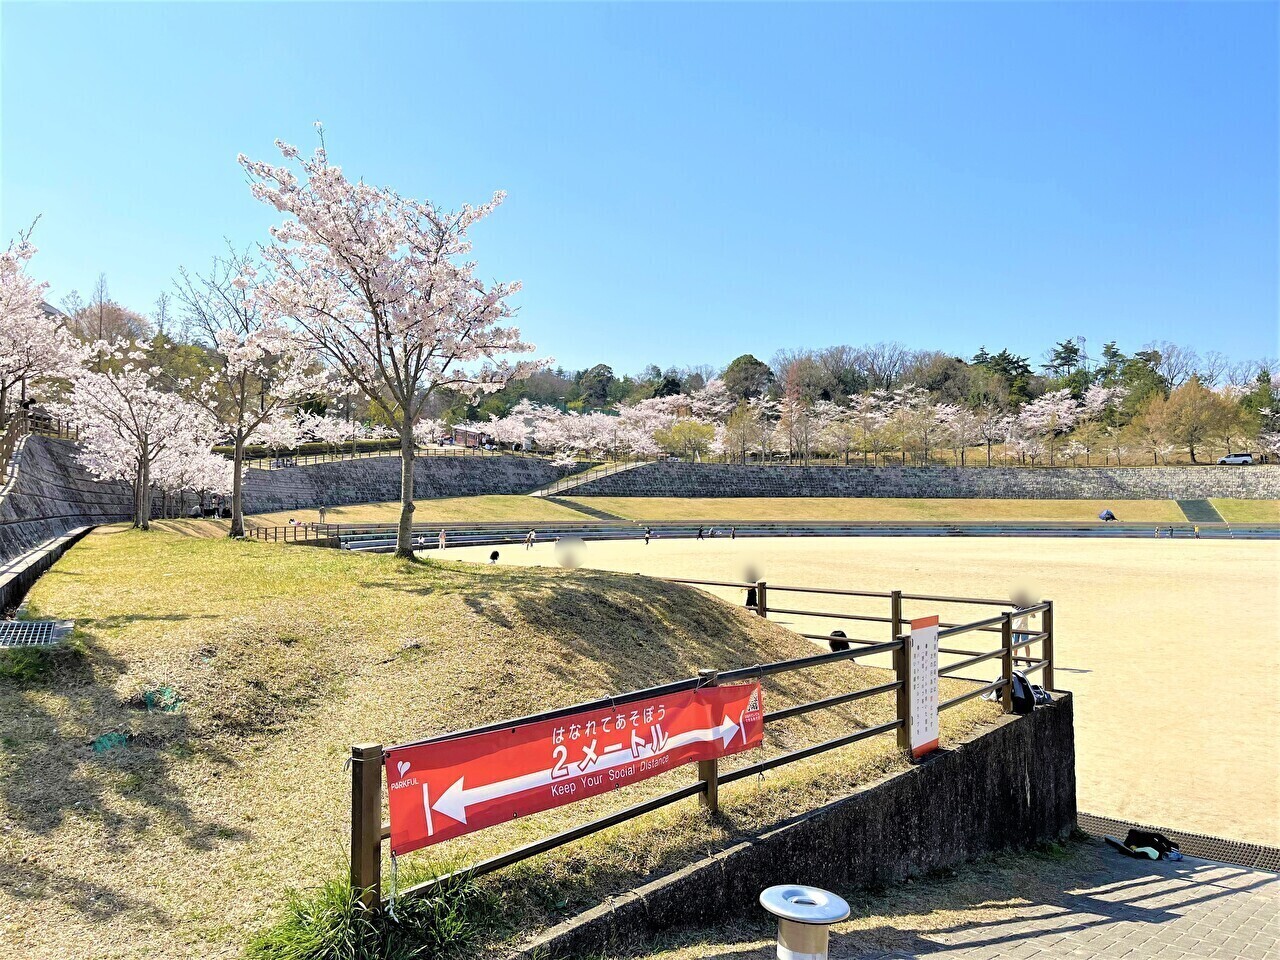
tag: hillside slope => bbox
[2,529,996,959]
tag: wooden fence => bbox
[347,583,1055,911]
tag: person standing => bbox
[644,528,652,545]
[730,526,736,540]
[697,526,705,541]
[318,505,328,525]
[438,529,447,551]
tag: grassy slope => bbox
[1212,499,1280,523]
[569,496,1187,523]
[2,528,996,960]
[249,494,585,526]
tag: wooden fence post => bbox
[891,590,910,750]
[1042,600,1055,691]
[350,742,384,912]
[1000,613,1014,712]
[755,580,768,618]
[696,670,720,813]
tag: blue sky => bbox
[2,2,1276,373]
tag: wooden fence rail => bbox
[347,582,1055,911]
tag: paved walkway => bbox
[637,841,1280,959]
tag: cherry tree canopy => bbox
[240,131,545,556]
[54,342,214,529]
[0,230,84,426]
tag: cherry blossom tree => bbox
[55,342,214,529]
[175,246,329,536]
[240,131,545,557]
[1017,389,1078,465]
[0,225,84,427]
[412,416,449,448]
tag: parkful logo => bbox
[397,760,411,779]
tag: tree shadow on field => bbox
[0,628,248,924]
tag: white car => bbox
[1217,453,1254,465]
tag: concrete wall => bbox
[240,453,568,514]
[0,436,135,563]
[570,462,1280,500]
[0,526,91,613]
[522,695,1077,958]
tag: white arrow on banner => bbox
[429,715,740,827]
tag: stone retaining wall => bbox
[521,695,1076,958]
[570,462,1280,500]
[0,436,135,562]
[0,526,91,612]
[241,454,568,514]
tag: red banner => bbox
[385,683,764,855]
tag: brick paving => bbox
[638,842,1279,960]
[837,853,1280,959]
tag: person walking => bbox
[644,528,652,545]
[730,526,736,540]
[696,526,705,541]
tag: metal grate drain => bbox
[0,619,73,649]
[1079,811,1280,872]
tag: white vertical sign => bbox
[909,615,940,759]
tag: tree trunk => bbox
[986,441,992,467]
[1189,444,1198,464]
[139,458,152,530]
[230,433,246,538]
[396,425,416,559]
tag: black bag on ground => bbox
[1010,670,1036,715]
[1125,829,1180,857]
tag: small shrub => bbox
[247,870,489,960]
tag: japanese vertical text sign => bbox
[384,683,764,855]
[909,615,940,759]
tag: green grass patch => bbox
[247,869,489,960]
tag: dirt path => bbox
[445,535,1280,845]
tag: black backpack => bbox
[1010,671,1036,714]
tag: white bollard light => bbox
[759,884,851,960]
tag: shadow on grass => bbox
[0,628,248,924]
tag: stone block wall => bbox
[0,436,137,563]
[241,453,568,514]
[569,462,1280,500]
[524,696,1077,958]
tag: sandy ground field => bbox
[442,535,1280,846]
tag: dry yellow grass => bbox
[249,494,585,526]
[1212,499,1280,523]
[567,497,1187,523]
[446,534,1280,847]
[2,528,996,960]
